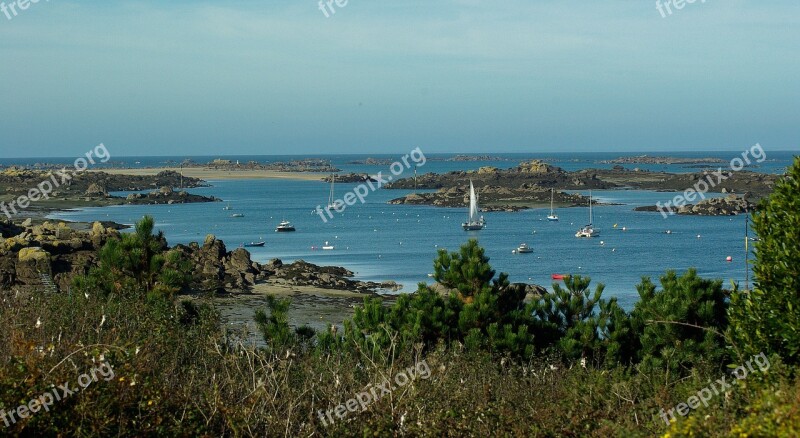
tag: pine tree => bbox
[729,156,800,364]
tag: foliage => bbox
[630,269,728,377]
[729,156,800,365]
[73,216,190,299]
[530,275,635,365]
[254,294,314,355]
[346,239,536,358]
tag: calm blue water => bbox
[3,151,795,175]
[48,174,768,310]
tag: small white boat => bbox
[547,188,559,221]
[223,203,233,211]
[230,213,244,218]
[322,241,335,250]
[517,243,533,253]
[275,220,295,232]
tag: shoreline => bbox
[90,167,328,181]
[181,281,399,343]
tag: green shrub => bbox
[729,156,800,365]
[631,269,729,377]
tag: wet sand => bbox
[92,168,327,181]
[182,281,398,347]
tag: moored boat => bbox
[275,220,296,232]
[461,180,486,231]
[575,190,599,238]
[547,188,559,221]
[517,243,533,253]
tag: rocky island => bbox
[634,194,756,216]
[0,169,218,217]
[384,159,778,211]
[193,158,339,173]
[598,155,726,165]
[0,218,396,295]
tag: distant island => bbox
[191,158,339,173]
[598,155,725,165]
[385,159,777,211]
[0,169,217,216]
[347,155,509,165]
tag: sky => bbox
[0,0,798,157]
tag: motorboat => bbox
[517,243,533,253]
[275,220,296,232]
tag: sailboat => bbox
[547,188,559,221]
[462,180,486,231]
[575,190,599,238]
[327,173,341,210]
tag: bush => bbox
[729,156,800,365]
[631,269,729,376]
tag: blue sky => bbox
[0,0,798,157]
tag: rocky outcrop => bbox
[264,259,401,293]
[169,235,263,293]
[635,195,756,216]
[599,156,725,165]
[321,173,377,183]
[0,222,396,295]
[389,184,585,210]
[0,221,118,291]
[199,158,339,173]
[124,190,220,205]
[678,195,755,216]
[383,161,778,208]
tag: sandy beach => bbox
[92,167,328,181]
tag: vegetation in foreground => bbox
[1,157,799,437]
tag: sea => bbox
[11,151,793,310]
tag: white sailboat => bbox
[575,190,599,238]
[462,180,486,231]
[547,188,559,221]
[327,173,341,210]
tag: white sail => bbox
[327,173,337,208]
[468,180,479,222]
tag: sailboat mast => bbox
[589,190,593,224]
[329,173,335,205]
[745,211,750,291]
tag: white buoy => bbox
[697,234,701,239]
